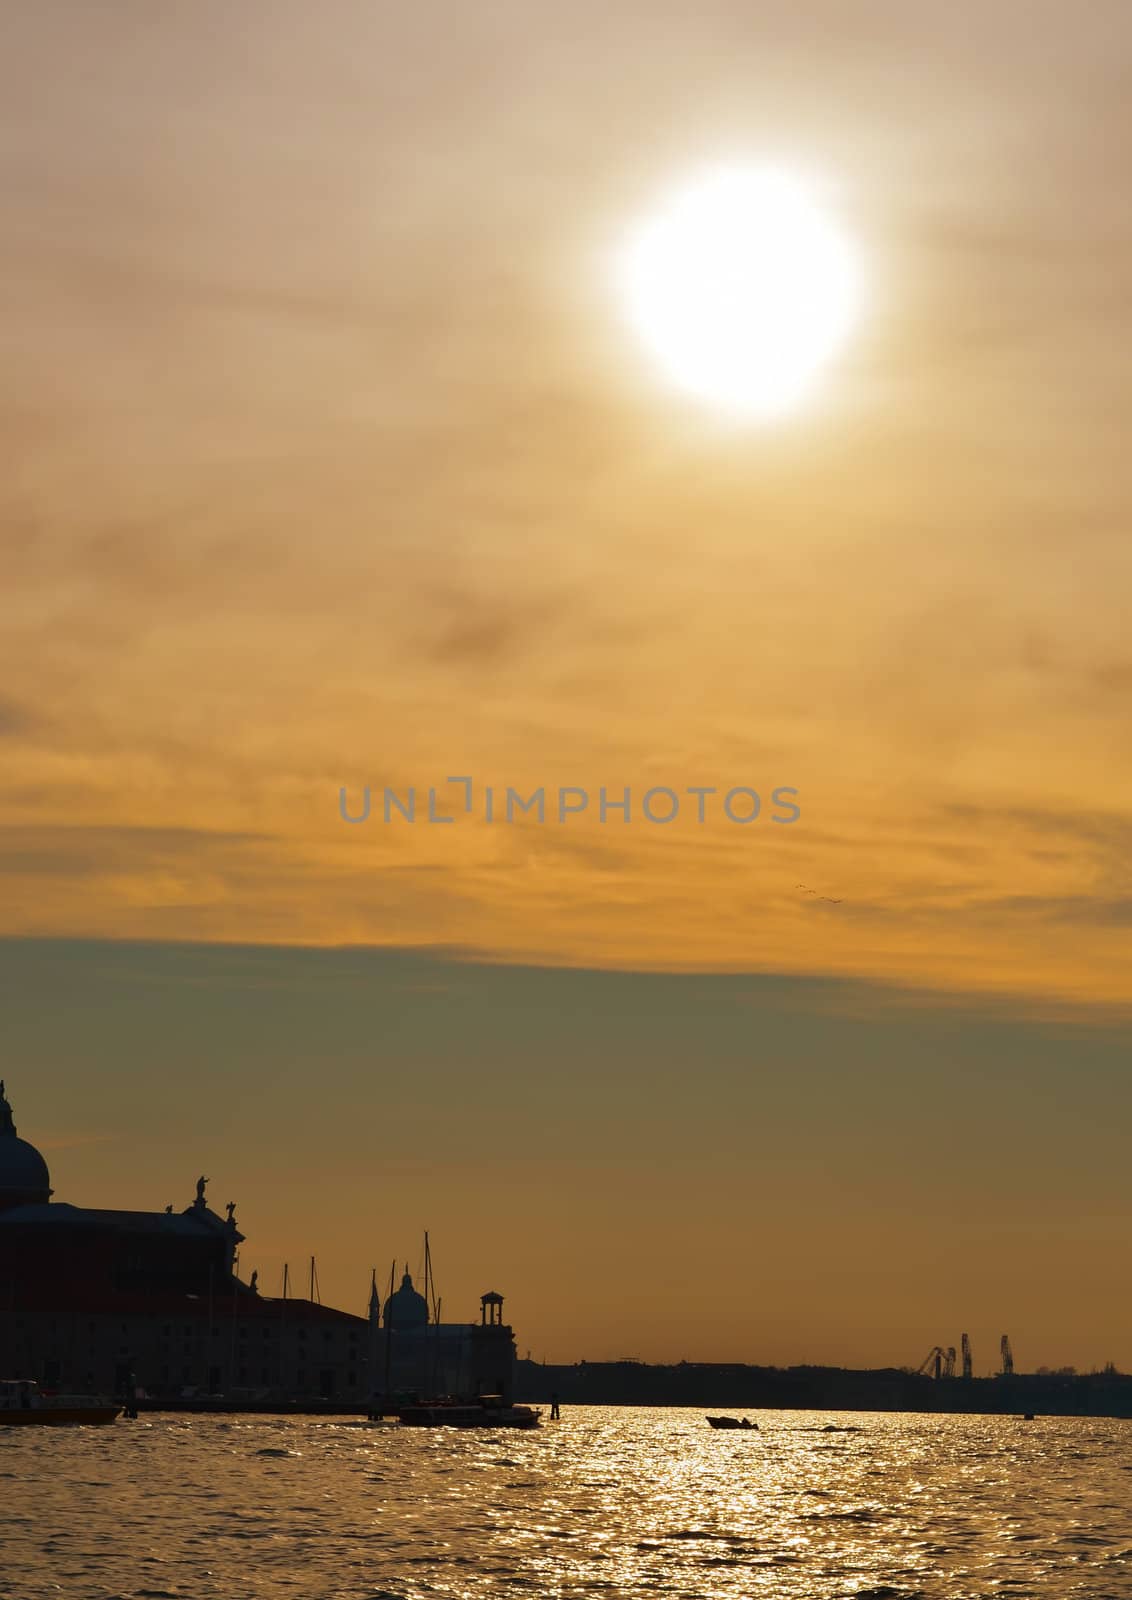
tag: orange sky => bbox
[2,3,1131,1366]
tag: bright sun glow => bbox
[618,165,863,419]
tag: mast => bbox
[279,1266,287,1392]
[383,1258,395,1399]
[229,1265,239,1388]
[422,1232,440,1396]
[424,1230,438,1323]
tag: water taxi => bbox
[0,1379,120,1426]
[399,1394,541,1429]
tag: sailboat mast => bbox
[383,1257,395,1398]
[424,1230,439,1323]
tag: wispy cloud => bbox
[35,1130,120,1152]
[0,696,42,738]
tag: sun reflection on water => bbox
[3,1407,1131,1597]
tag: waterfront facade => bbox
[0,1085,514,1404]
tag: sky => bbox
[2,2,1131,1367]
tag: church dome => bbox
[0,1082,52,1207]
[0,1135,51,1202]
[383,1269,429,1330]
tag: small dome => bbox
[383,1269,429,1329]
[0,1136,51,1203]
[0,1082,52,1206]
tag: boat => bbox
[399,1394,541,1429]
[706,1415,757,1429]
[0,1379,120,1427]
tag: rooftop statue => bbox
[226,1201,237,1224]
[195,1175,209,1204]
[0,1081,13,1137]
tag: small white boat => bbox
[0,1379,120,1427]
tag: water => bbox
[3,1407,1131,1599]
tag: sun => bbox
[617,164,863,420]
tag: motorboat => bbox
[398,1394,541,1429]
[0,1379,120,1427]
[706,1415,758,1429]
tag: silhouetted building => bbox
[367,1271,517,1404]
[0,1085,515,1405]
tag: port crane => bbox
[916,1335,983,1380]
[916,1346,943,1378]
[916,1345,957,1379]
[915,1344,959,1379]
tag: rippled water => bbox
[4,1407,1131,1599]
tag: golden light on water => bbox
[617,165,862,419]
